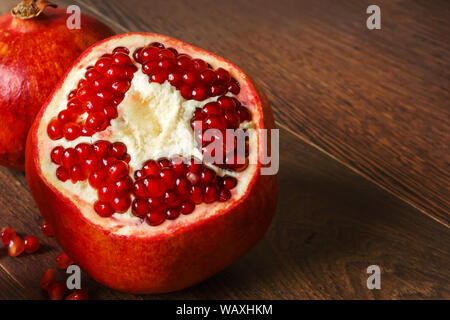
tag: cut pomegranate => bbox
[24,235,40,254]
[26,33,277,293]
[1,227,16,245]
[40,268,57,291]
[56,252,73,269]
[8,235,25,257]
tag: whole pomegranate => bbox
[26,33,278,293]
[0,0,114,170]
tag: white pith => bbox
[36,35,261,237]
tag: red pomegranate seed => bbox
[83,154,100,174]
[56,252,73,269]
[180,201,195,215]
[65,289,89,300]
[8,235,25,257]
[140,46,159,63]
[133,47,143,63]
[200,168,216,185]
[222,176,237,190]
[166,208,180,220]
[237,106,251,122]
[146,211,166,226]
[41,221,54,237]
[47,119,63,140]
[94,57,113,73]
[94,201,114,217]
[111,195,131,213]
[113,52,132,66]
[1,227,15,245]
[203,185,219,203]
[175,177,190,196]
[40,268,57,291]
[133,180,147,198]
[75,143,92,160]
[98,185,116,201]
[24,235,40,254]
[113,46,129,55]
[113,177,133,193]
[143,177,166,197]
[88,170,105,188]
[205,115,226,131]
[228,77,241,94]
[58,109,75,123]
[142,160,159,176]
[67,98,82,113]
[192,58,208,71]
[158,158,171,168]
[186,172,199,185]
[216,68,230,83]
[68,90,77,99]
[203,102,222,116]
[192,86,208,101]
[48,282,67,300]
[93,140,111,158]
[56,166,69,182]
[180,85,193,99]
[70,164,86,182]
[150,41,165,49]
[190,185,203,204]
[182,71,198,86]
[131,199,151,218]
[86,112,107,131]
[160,168,176,188]
[108,161,129,180]
[61,148,78,169]
[164,191,181,208]
[217,96,236,111]
[111,80,130,93]
[219,189,231,202]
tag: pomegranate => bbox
[0,0,114,170]
[26,33,277,293]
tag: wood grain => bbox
[0,0,449,300]
[76,0,450,225]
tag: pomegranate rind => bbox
[26,33,277,293]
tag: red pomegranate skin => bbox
[0,7,114,170]
[26,34,277,293]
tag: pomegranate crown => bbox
[11,0,57,19]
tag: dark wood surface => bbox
[0,0,449,300]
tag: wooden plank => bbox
[76,0,450,224]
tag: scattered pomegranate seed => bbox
[8,235,25,257]
[24,235,40,254]
[56,252,73,269]
[1,227,15,245]
[40,268,57,291]
[48,282,67,300]
[41,221,54,237]
[65,289,89,300]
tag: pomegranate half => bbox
[26,33,277,293]
[0,0,114,169]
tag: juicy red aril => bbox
[24,235,40,254]
[108,160,129,180]
[204,185,219,203]
[1,227,15,245]
[132,199,150,218]
[219,189,231,202]
[146,211,166,226]
[8,235,25,257]
[48,282,67,300]
[94,201,114,217]
[56,252,73,269]
[66,289,89,300]
[180,201,195,215]
[40,268,57,291]
[166,208,180,220]
[56,167,69,182]
[47,119,63,140]
[111,196,131,213]
[61,148,78,168]
[222,176,237,190]
[41,221,54,237]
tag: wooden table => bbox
[0,0,448,299]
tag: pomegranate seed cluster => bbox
[132,157,237,226]
[47,47,138,141]
[50,140,237,225]
[191,95,251,171]
[133,42,240,100]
